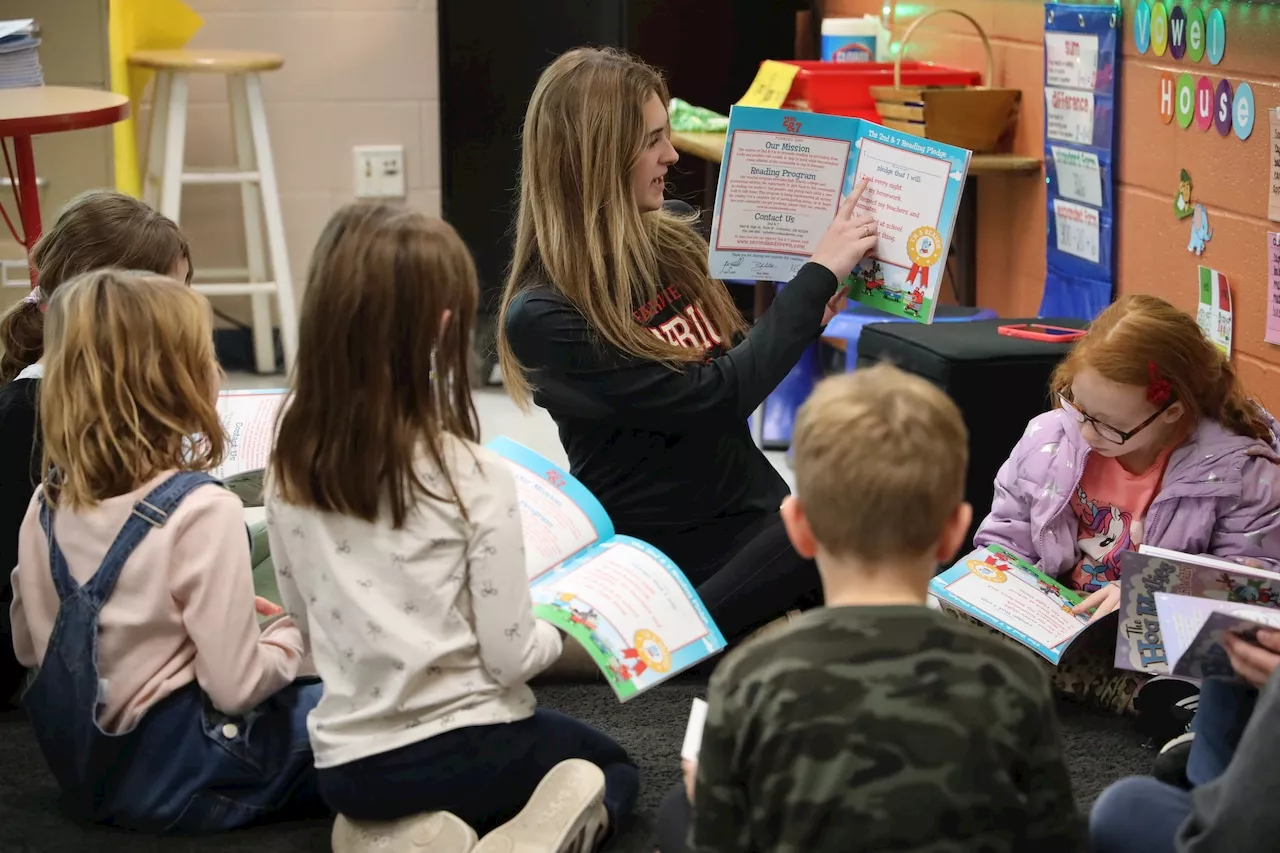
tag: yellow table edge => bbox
[670,130,1041,175]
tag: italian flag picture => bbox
[1197,267,1233,358]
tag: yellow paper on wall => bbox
[736,60,800,109]
[108,0,204,198]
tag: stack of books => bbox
[0,20,43,89]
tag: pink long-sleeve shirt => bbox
[9,472,305,732]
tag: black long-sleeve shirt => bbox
[503,262,837,574]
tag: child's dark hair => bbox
[271,203,480,529]
[1050,294,1272,442]
[0,190,192,382]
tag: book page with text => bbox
[212,389,285,480]
[930,546,1088,664]
[845,124,970,323]
[707,106,970,326]
[486,437,614,583]
[531,536,725,700]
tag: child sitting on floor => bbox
[0,190,192,704]
[266,202,639,853]
[974,294,1280,728]
[9,270,319,832]
[655,364,1080,853]
[1091,630,1280,853]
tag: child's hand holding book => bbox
[1222,629,1280,690]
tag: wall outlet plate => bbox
[353,145,406,199]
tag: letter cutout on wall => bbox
[1186,5,1205,62]
[1169,4,1187,59]
[1233,82,1255,141]
[1206,6,1226,65]
[1151,1,1169,55]
[1214,78,1233,136]
[1176,73,1195,130]
[1134,0,1152,53]
[1195,76,1214,132]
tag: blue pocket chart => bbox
[1040,2,1120,321]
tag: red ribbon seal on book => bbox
[905,225,944,290]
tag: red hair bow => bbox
[1147,361,1172,406]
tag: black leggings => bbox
[672,511,823,645]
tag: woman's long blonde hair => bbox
[40,270,224,509]
[1051,294,1272,442]
[271,203,480,529]
[0,190,192,383]
[497,47,747,406]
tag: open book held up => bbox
[708,105,972,324]
[487,438,726,700]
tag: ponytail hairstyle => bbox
[1050,294,1272,442]
[0,190,192,383]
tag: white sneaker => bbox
[474,759,608,853]
[332,811,478,853]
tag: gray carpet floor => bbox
[0,682,1154,852]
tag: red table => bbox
[0,86,130,285]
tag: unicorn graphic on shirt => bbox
[1074,485,1134,591]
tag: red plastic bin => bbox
[776,60,982,122]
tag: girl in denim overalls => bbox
[8,270,322,832]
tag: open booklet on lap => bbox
[487,438,727,701]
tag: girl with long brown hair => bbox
[267,203,637,853]
[0,190,192,705]
[10,270,319,832]
[498,47,879,645]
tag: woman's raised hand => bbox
[810,179,879,283]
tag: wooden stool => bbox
[130,48,298,373]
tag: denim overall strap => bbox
[24,471,223,823]
[37,472,221,610]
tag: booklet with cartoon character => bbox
[487,437,727,701]
[928,545,1106,665]
[706,105,972,324]
[1114,546,1280,675]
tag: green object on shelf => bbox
[668,98,729,133]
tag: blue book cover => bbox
[707,105,972,323]
[486,437,727,700]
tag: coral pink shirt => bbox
[1067,446,1174,592]
[9,472,305,732]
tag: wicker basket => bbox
[870,10,1021,153]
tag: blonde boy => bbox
[665,365,1081,853]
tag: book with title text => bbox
[707,105,972,323]
[930,543,1280,671]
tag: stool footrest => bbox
[182,169,260,185]
[194,281,282,296]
